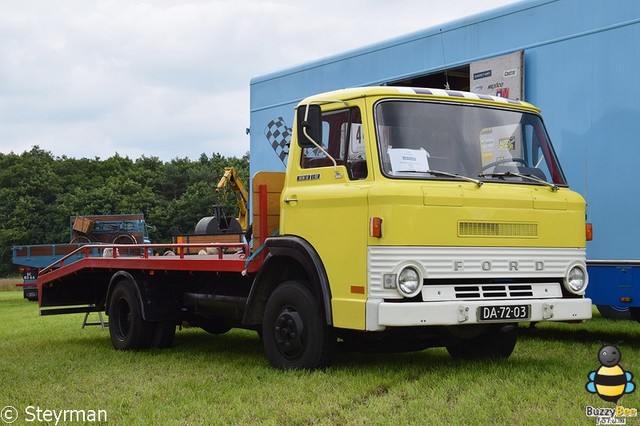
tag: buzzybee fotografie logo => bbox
[585,344,637,424]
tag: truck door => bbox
[281,105,371,329]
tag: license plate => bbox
[22,270,38,282]
[478,305,530,321]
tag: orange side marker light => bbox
[586,223,593,241]
[370,217,382,238]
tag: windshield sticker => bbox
[480,125,521,166]
[498,137,516,151]
[388,148,429,173]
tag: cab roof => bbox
[299,86,540,113]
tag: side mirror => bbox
[296,104,322,148]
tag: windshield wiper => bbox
[427,169,483,188]
[393,169,483,187]
[478,171,558,191]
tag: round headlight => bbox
[398,267,421,297]
[565,265,587,294]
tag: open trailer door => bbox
[470,50,524,100]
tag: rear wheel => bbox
[446,325,518,360]
[108,280,154,350]
[262,280,335,369]
[152,321,176,348]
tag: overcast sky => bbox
[0,0,522,161]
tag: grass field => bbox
[1,290,640,425]
[0,277,20,292]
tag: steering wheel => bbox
[481,157,527,172]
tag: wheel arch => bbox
[105,271,144,318]
[105,270,181,322]
[243,236,333,326]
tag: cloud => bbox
[0,0,521,161]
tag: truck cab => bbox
[263,86,591,365]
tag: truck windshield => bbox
[375,100,567,186]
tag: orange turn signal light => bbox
[370,217,382,238]
[586,223,593,241]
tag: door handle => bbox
[283,197,298,204]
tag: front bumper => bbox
[367,298,592,330]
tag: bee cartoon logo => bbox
[586,344,635,403]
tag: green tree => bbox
[0,147,249,276]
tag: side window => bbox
[525,124,551,182]
[301,107,367,180]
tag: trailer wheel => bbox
[446,325,517,360]
[108,280,153,350]
[112,234,137,244]
[70,235,91,244]
[262,280,335,369]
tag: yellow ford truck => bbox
[38,87,591,369]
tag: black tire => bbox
[262,280,335,370]
[630,308,640,323]
[446,325,518,360]
[25,289,39,301]
[596,305,633,320]
[108,280,154,350]
[152,321,176,349]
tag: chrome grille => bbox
[421,282,562,301]
[454,284,533,299]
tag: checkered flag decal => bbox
[264,117,291,165]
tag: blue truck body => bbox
[249,0,640,319]
[12,214,151,300]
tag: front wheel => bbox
[262,281,335,369]
[446,325,517,360]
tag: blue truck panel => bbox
[587,263,639,307]
[249,0,640,316]
[12,244,88,269]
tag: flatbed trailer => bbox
[37,172,281,350]
[38,241,257,311]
